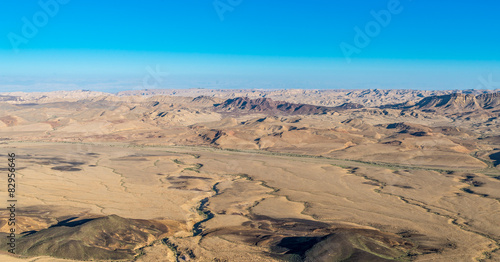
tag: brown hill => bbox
[337,102,364,109]
[385,92,500,112]
[116,88,499,107]
[214,97,327,115]
[414,93,481,111]
[477,92,500,109]
[214,97,362,115]
[380,122,433,136]
[0,215,169,260]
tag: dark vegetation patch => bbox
[193,198,214,236]
[383,140,402,146]
[461,188,474,194]
[51,166,82,172]
[392,184,414,189]
[410,131,429,137]
[173,159,185,165]
[86,153,99,156]
[184,163,203,173]
[24,156,87,170]
[177,176,211,180]
[489,152,500,167]
[460,187,489,197]
[15,103,39,106]
[460,175,484,187]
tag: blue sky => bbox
[1,0,499,92]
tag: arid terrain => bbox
[0,89,499,261]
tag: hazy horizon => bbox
[1,1,500,92]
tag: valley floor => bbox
[1,142,499,261]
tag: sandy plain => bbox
[0,141,498,261]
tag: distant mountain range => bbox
[213,97,363,115]
[3,88,499,108]
[385,92,500,112]
[116,88,499,107]
[214,92,500,116]
[1,89,499,116]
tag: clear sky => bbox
[1,0,499,92]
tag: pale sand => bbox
[0,142,498,261]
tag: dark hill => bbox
[0,215,169,260]
[214,97,363,115]
[477,92,500,109]
[382,92,500,112]
[414,93,481,111]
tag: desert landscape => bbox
[2,0,499,260]
[0,89,499,261]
